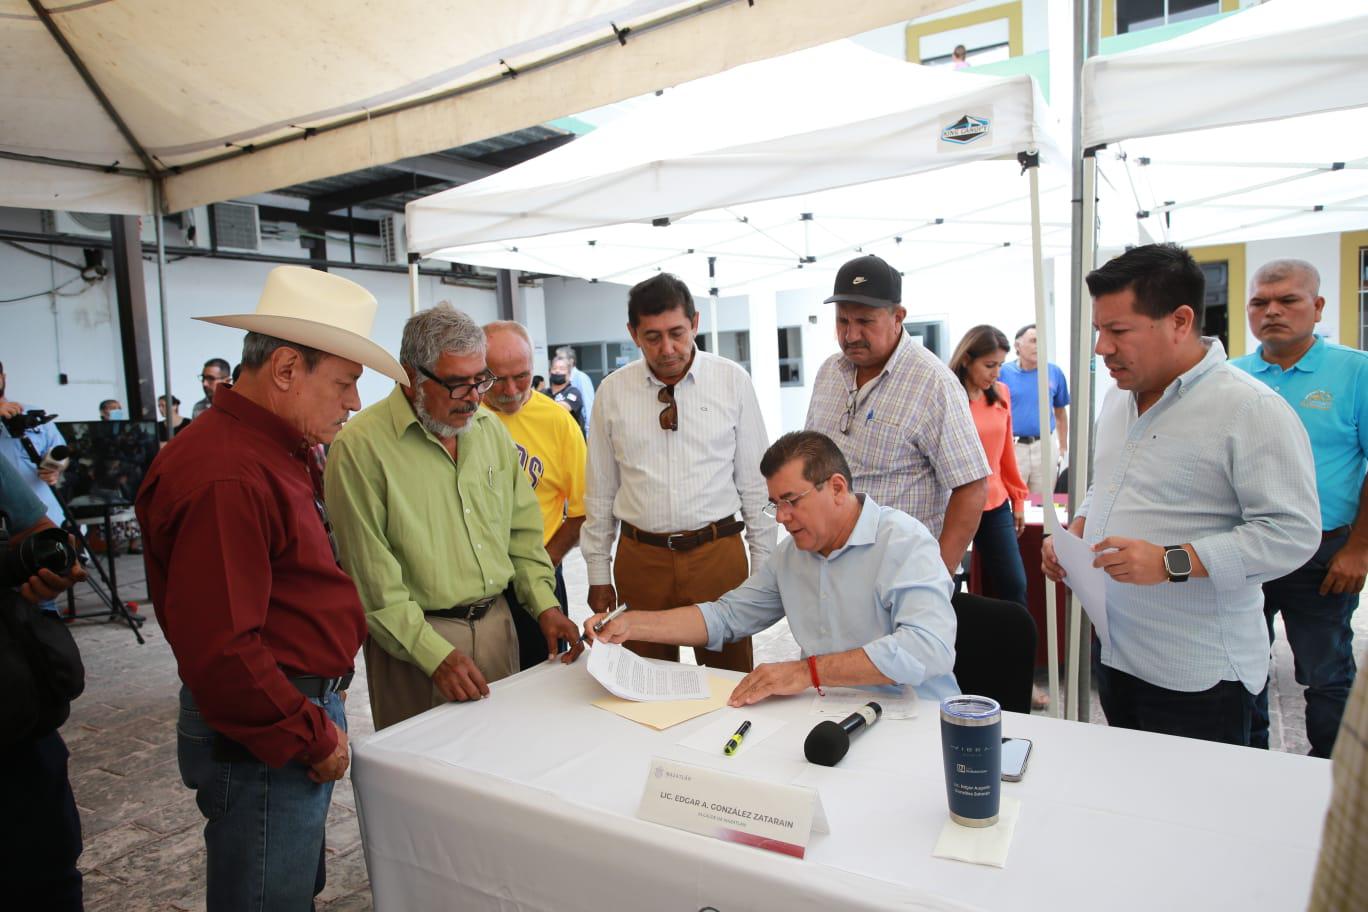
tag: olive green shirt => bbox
[324,386,557,675]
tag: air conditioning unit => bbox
[380,214,406,264]
[42,210,161,244]
[210,202,261,252]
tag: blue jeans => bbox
[973,501,1028,610]
[178,686,345,912]
[1251,530,1359,758]
[1093,638,1255,746]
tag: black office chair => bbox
[950,592,1038,714]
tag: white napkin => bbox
[931,797,1021,868]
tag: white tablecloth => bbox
[352,660,1330,911]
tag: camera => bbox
[0,527,78,589]
[2,409,57,438]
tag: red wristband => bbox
[808,655,825,696]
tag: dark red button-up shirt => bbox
[136,387,367,767]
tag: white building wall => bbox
[1,205,497,419]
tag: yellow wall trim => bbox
[1340,231,1368,349]
[1190,243,1246,358]
[1105,0,1238,38]
[905,2,1023,63]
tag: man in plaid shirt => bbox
[806,255,989,574]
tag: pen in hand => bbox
[581,602,629,645]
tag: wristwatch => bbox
[1163,545,1192,583]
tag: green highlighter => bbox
[723,720,752,756]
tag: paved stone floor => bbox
[58,548,1365,910]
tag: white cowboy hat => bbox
[196,266,408,385]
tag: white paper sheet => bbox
[1044,518,1110,649]
[587,642,710,702]
[810,686,919,720]
[677,710,786,758]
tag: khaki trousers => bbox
[1014,437,1057,497]
[613,531,753,673]
[364,595,518,730]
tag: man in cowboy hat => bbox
[136,265,408,912]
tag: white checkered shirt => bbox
[805,333,988,537]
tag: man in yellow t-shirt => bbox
[482,321,588,668]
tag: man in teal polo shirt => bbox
[1232,258,1368,757]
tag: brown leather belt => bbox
[428,594,499,621]
[621,518,745,552]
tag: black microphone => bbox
[804,701,883,767]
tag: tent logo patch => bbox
[941,114,991,145]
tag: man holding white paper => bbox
[585,431,958,707]
[1042,244,1319,746]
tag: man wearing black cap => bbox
[805,254,989,574]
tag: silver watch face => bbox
[1165,548,1192,576]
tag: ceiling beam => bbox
[256,204,381,235]
[382,153,499,183]
[471,133,576,168]
[308,174,448,213]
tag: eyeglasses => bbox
[417,364,496,399]
[658,384,678,432]
[198,373,228,384]
[840,387,859,435]
[763,482,825,518]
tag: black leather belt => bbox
[428,594,499,621]
[1015,436,1040,444]
[621,518,745,552]
[210,672,354,763]
[289,672,354,699]
[1323,526,1351,540]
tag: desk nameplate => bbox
[637,756,827,859]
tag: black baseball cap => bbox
[823,254,902,308]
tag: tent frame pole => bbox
[1065,0,1102,721]
[1021,151,1060,717]
[153,182,175,442]
[408,254,421,315]
[707,256,721,355]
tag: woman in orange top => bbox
[950,325,1030,611]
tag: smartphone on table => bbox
[1001,737,1032,781]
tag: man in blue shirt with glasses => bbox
[1232,258,1368,758]
[583,430,958,706]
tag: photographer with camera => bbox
[0,361,67,527]
[0,455,89,911]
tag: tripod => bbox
[18,434,145,645]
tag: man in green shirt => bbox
[325,304,583,729]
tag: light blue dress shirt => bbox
[696,496,959,701]
[0,414,65,525]
[1231,337,1368,532]
[1080,339,1320,694]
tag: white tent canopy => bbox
[1082,0,1368,248]
[0,0,958,216]
[408,41,1068,295]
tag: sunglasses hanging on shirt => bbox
[657,384,678,432]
